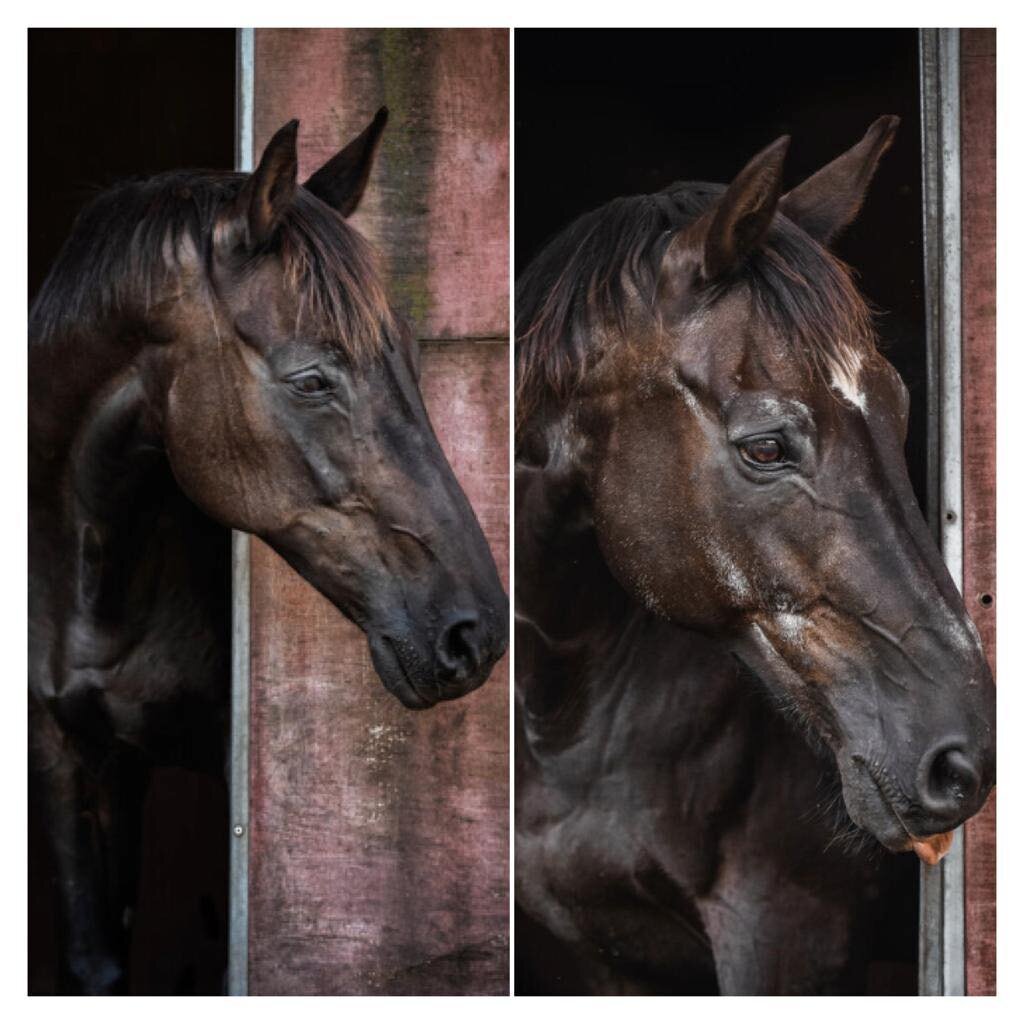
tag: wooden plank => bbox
[253,28,509,340]
[246,341,508,995]
[246,29,509,994]
[959,26,997,997]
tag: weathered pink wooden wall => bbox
[246,29,509,995]
[960,26,996,998]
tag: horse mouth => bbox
[853,758,955,864]
[730,643,960,866]
[368,636,439,710]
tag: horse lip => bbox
[370,636,438,710]
[729,647,913,851]
[854,756,921,852]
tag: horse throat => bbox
[515,457,640,741]
[515,456,777,779]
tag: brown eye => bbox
[740,437,785,466]
[287,370,331,396]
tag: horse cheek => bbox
[162,359,273,532]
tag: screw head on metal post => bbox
[233,824,245,837]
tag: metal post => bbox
[918,26,965,997]
[228,25,255,998]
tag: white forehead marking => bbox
[830,348,866,412]
[670,376,701,414]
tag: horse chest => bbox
[52,600,226,758]
[517,787,721,989]
[517,642,866,990]
[37,527,230,768]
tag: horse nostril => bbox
[436,614,483,680]
[918,742,982,817]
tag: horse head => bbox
[517,117,994,858]
[139,115,507,708]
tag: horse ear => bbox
[701,135,789,281]
[779,115,900,244]
[304,107,388,217]
[239,119,299,249]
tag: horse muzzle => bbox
[367,604,508,709]
[840,731,995,862]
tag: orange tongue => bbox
[912,832,954,865]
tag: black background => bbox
[29,29,236,300]
[515,28,924,995]
[515,27,929,509]
[28,28,235,995]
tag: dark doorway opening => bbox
[515,27,924,995]
[28,28,236,995]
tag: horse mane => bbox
[515,182,879,432]
[29,169,393,361]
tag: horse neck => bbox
[515,458,833,880]
[29,309,154,463]
[29,312,218,654]
[516,457,746,764]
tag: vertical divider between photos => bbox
[228,25,255,999]
[918,26,965,998]
[507,27,515,996]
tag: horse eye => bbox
[288,371,330,396]
[739,437,785,466]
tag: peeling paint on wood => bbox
[960,26,996,998]
[247,29,509,995]
[253,28,509,340]
[248,342,508,995]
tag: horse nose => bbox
[435,612,485,682]
[915,739,985,825]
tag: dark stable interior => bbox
[28,28,236,994]
[514,28,924,995]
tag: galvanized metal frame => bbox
[228,26,255,998]
[918,26,965,998]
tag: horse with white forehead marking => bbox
[515,117,994,994]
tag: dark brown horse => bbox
[29,112,508,994]
[515,117,995,994]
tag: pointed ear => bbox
[701,135,789,281]
[238,119,299,249]
[304,107,388,217]
[779,115,900,244]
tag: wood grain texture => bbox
[248,342,509,995]
[959,26,996,997]
[254,28,509,340]
[247,29,509,995]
